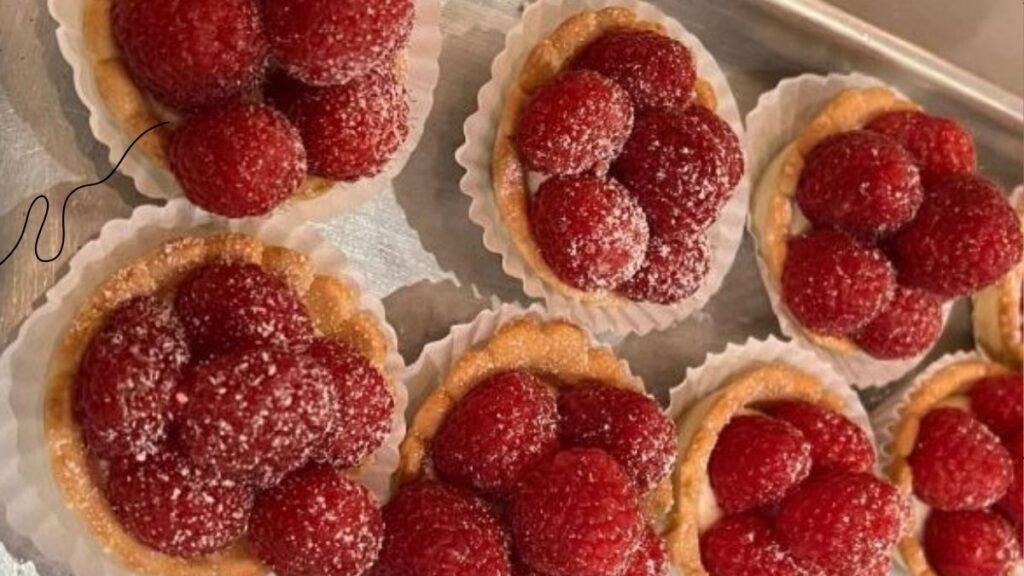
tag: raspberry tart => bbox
[973,188,1024,370]
[46,232,398,575]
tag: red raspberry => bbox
[616,231,710,304]
[890,175,1023,298]
[307,339,393,468]
[264,0,413,86]
[558,383,677,492]
[572,31,696,112]
[516,70,634,175]
[111,0,267,110]
[169,102,306,217]
[781,229,896,337]
[179,348,338,487]
[909,407,1013,510]
[75,297,189,460]
[511,449,643,576]
[866,110,976,188]
[924,510,1020,576]
[851,285,943,360]
[267,68,409,181]
[761,401,875,474]
[106,449,253,558]
[432,371,558,496]
[700,513,816,576]
[530,175,649,292]
[996,429,1023,540]
[969,374,1024,441]
[708,414,812,514]
[623,526,670,576]
[250,465,383,576]
[797,130,924,239]
[776,472,903,574]
[613,106,743,238]
[174,261,314,359]
[375,482,512,576]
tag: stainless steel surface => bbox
[1,0,1022,573]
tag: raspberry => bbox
[708,414,812,514]
[106,450,253,558]
[264,0,413,86]
[797,130,924,238]
[572,31,696,112]
[432,371,559,496]
[866,110,976,188]
[558,383,677,492]
[613,106,743,238]
[969,374,1024,441]
[924,510,1020,576]
[616,231,710,304]
[996,429,1023,539]
[623,526,670,576]
[75,297,189,460]
[267,68,409,181]
[515,70,634,175]
[781,229,896,337]
[179,348,338,487]
[169,102,306,217]
[511,449,643,576]
[375,482,512,576]
[306,339,393,468]
[530,175,649,292]
[775,472,903,574]
[910,407,1012,510]
[111,0,267,109]
[851,285,943,360]
[250,465,383,576]
[700,513,814,576]
[890,175,1024,298]
[761,401,875,473]
[174,261,314,359]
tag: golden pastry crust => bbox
[750,87,919,353]
[491,7,717,304]
[973,200,1024,370]
[664,363,848,575]
[46,233,391,576]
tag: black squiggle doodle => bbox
[0,121,170,269]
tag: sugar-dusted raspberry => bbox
[250,465,383,576]
[890,175,1024,298]
[264,0,413,86]
[909,407,1013,510]
[969,374,1024,441]
[797,130,924,239]
[531,175,649,292]
[306,339,393,468]
[174,261,314,359]
[851,285,943,360]
[613,106,742,238]
[179,348,338,487]
[111,0,267,110]
[708,414,812,514]
[761,401,875,473]
[572,30,696,112]
[996,429,1023,538]
[558,382,677,492]
[781,229,896,337]
[924,510,1020,576]
[512,449,643,576]
[432,371,558,496]
[623,526,670,576]
[169,102,306,218]
[617,231,710,304]
[75,296,189,460]
[776,471,903,574]
[375,482,512,576]
[267,68,409,181]
[700,513,814,576]
[515,70,634,175]
[106,449,253,558]
[866,110,977,188]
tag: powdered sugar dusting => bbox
[617,231,710,304]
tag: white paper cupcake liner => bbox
[455,0,750,337]
[0,199,407,576]
[47,0,442,223]
[745,72,953,389]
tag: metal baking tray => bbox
[0,0,1021,572]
